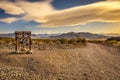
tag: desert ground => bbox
[0,42,120,80]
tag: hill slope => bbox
[0,43,120,80]
[51,32,109,39]
[0,32,109,39]
[106,37,120,41]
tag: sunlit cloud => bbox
[0,17,18,23]
[0,0,55,23]
[16,0,56,22]
[39,1,120,27]
[0,0,24,15]
[0,0,120,27]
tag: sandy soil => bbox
[0,43,120,80]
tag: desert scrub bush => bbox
[105,40,118,45]
[88,40,104,44]
[117,41,120,45]
[32,39,41,44]
[76,38,82,43]
[44,39,54,44]
[0,40,3,46]
[32,38,87,45]
[59,38,68,44]
[33,39,55,44]
[0,37,14,43]
[0,37,14,47]
[68,39,77,45]
[76,38,87,44]
[82,38,87,44]
[54,40,61,44]
[106,37,120,41]
[105,37,120,46]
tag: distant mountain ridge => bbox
[101,33,120,37]
[50,32,109,39]
[0,33,15,38]
[0,32,110,39]
[0,33,60,38]
[106,37,120,41]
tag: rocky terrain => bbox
[0,43,119,80]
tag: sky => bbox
[0,0,120,34]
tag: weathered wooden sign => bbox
[15,31,32,53]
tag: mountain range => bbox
[0,32,112,39]
[0,33,60,38]
[50,32,109,39]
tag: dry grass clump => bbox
[89,39,120,47]
[32,38,87,50]
[0,37,87,50]
[0,36,88,50]
[33,38,87,45]
[0,37,14,44]
[0,37,15,49]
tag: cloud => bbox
[37,1,120,27]
[0,0,24,15]
[0,17,18,23]
[0,0,120,27]
[0,0,55,23]
[16,0,56,22]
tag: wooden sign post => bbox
[15,31,32,53]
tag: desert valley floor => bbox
[0,43,120,80]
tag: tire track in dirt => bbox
[0,43,120,80]
[74,43,120,80]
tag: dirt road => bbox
[0,43,120,80]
